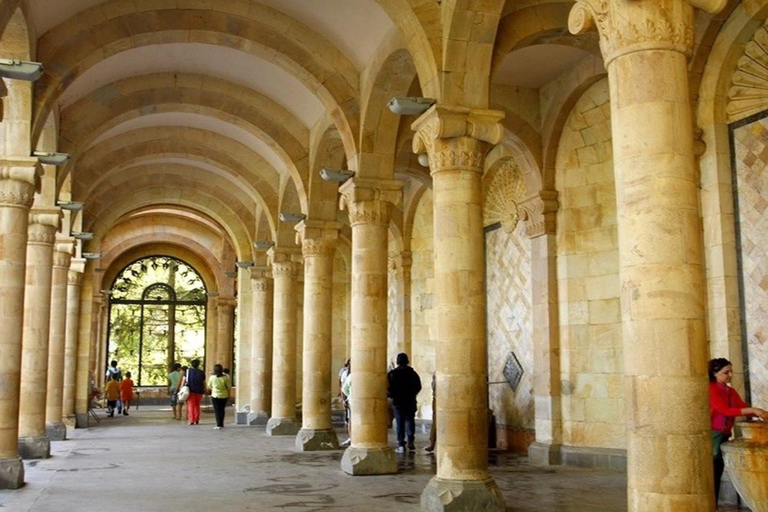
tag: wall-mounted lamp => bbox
[72,232,94,241]
[387,97,435,116]
[100,289,113,295]
[0,59,43,81]
[279,212,306,223]
[320,168,355,182]
[225,270,237,278]
[57,201,84,211]
[82,252,101,260]
[418,153,430,168]
[33,151,70,166]
[253,240,275,250]
[236,261,254,269]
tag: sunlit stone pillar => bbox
[235,265,253,425]
[248,268,272,425]
[63,260,84,426]
[389,251,412,360]
[205,293,219,376]
[339,178,402,476]
[413,106,505,511]
[74,274,96,428]
[45,239,73,441]
[0,160,38,488]
[215,297,236,371]
[266,248,301,435]
[18,208,60,459]
[295,220,341,451]
[569,2,725,509]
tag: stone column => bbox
[389,251,412,359]
[0,159,38,489]
[265,248,301,435]
[412,106,505,511]
[520,193,563,466]
[215,297,236,370]
[295,220,341,451]
[18,208,60,460]
[248,268,273,425]
[63,260,84,426]
[45,239,73,441]
[235,266,253,425]
[74,275,95,429]
[569,2,724,509]
[338,178,401,476]
[205,294,219,376]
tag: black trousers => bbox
[713,433,731,504]
[212,397,227,427]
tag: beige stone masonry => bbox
[18,208,61,459]
[235,266,253,419]
[412,105,506,510]
[45,238,74,440]
[214,297,237,372]
[295,220,341,450]
[62,260,84,425]
[388,251,412,360]
[249,268,273,424]
[338,177,401,476]
[570,1,725,509]
[0,159,38,488]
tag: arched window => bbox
[107,256,207,386]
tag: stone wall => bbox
[555,78,625,450]
[732,117,768,408]
[332,252,349,396]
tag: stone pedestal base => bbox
[235,411,249,425]
[528,441,561,466]
[75,413,88,428]
[421,476,505,512]
[266,417,299,436]
[295,428,339,451]
[63,415,76,428]
[340,446,398,475]
[18,436,51,459]
[45,422,67,441]
[247,411,270,426]
[0,457,24,489]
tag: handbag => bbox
[177,370,190,403]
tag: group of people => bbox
[103,360,134,417]
[167,359,232,429]
[339,352,427,453]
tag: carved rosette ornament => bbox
[0,159,41,208]
[518,191,559,238]
[411,105,504,175]
[338,178,402,227]
[27,210,61,246]
[568,0,725,65]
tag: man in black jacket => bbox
[387,353,422,452]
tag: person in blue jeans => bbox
[387,353,422,453]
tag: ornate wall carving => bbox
[727,23,768,124]
[483,161,526,232]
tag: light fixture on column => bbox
[100,289,113,296]
[72,232,94,241]
[320,168,355,182]
[279,212,306,223]
[57,201,84,211]
[236,261,254,268]
[225,270,237,278]
[0,59,43,81]
[33,151,70,166]
[387,97,435,115]
[253,240,275,250]
[417,153,430,167]
[82,252,101,260]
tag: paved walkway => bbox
[1,406,631,511]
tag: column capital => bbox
[568,0,724,65]
[411,105,504,175]
[250,268,272,292]
[0,157,40,208]
[388,251,413,275]
[338,178,402,227]
[250,265,272,280]
[519,191,559,238]
[267,247,301,277]
[295,219,341,258]
[28,208,61,245]
[217,296,237,310]
[67,269,83,286]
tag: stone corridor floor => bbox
[0,406,736,512]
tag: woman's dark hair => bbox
[191,359,200,369]
[125,371,132,378]
[708,358,732,382]
[213,364,223,377]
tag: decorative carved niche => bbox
[728,24,768,124]
[483,160,526,233]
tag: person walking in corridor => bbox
[167,363,183,420]
[207,364,231,429]
[119,371,135,415]
[387,353,422,453]
[179,359,206,425]
[104,374,120,418]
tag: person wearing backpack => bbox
[387,353,422,453]
[105,360,123,413]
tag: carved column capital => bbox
[295,220,341,258]
[67,269,83,286]
[568,0,724,65]
[53,250,72,270]
[338,178,402,227]
[250,266,272,292]
[0,157,40,208]
[267,247,301,278]
[519,191,559,238]
[217,296,238,311]
[27,208,61,246]
[388,251,413,276]
[411,105,504,175]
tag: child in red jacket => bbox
[119,371,135,416]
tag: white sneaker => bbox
[213,426,221,430]
[395,446,406,454]
[340,438,351,446]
